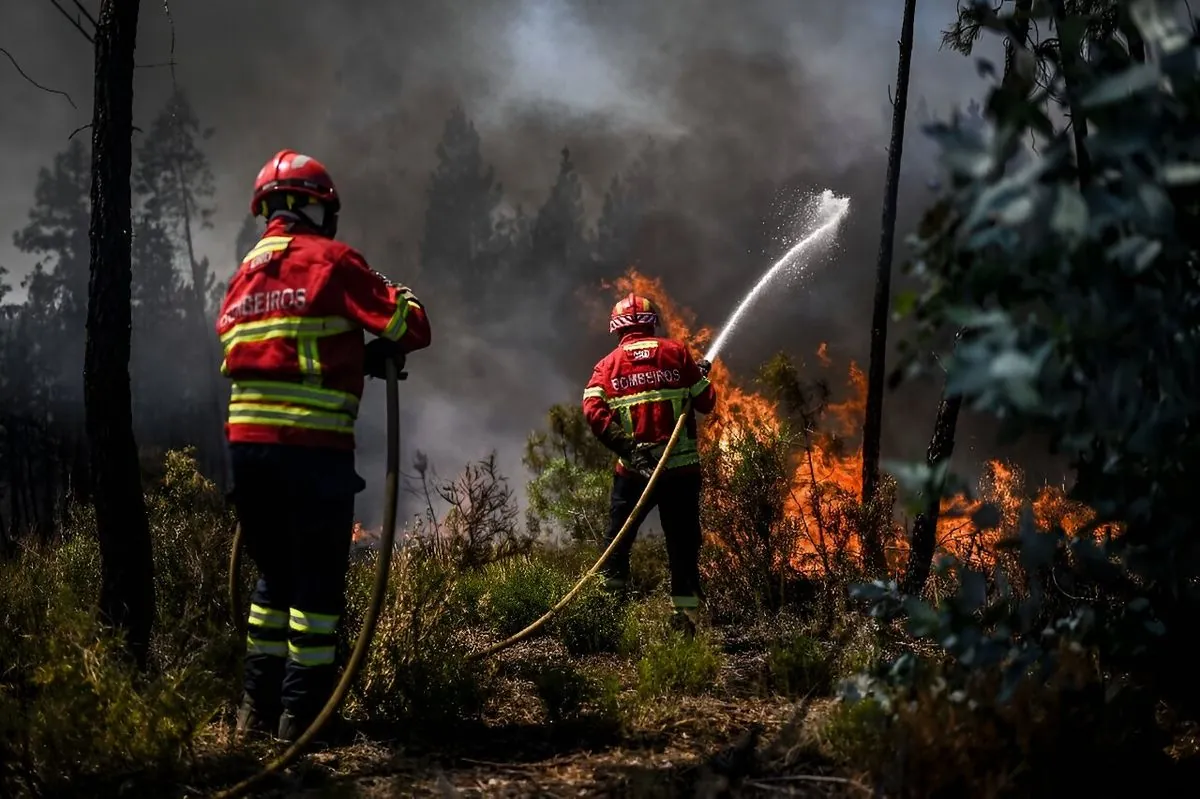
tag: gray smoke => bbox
[0,0,1057,526]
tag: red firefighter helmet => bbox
[609,293,658,334]
[250,149,340,217]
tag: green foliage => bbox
[527,662,621,724]
[553,577,629,655]
[818,697,890,766]
[472,555,573,637]
[0,450,236,795]
[701,422,805,619]
[524,403,613,542]
[851,0,1200,786]
[345,544,496,727]
[766,634,835,697]
[635,632,723,698]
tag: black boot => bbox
[277,709,355,746]
[670,609,697,640]
[235,694,278,741]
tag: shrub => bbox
[0,450,237,797]
[527,662,621,725]
[635,632,722,698]
[766,634,835,697]
[474,555,572,637]
[345,543,495,727]
[523,404,614,543]
[552,576,628,655]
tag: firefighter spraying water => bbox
[468,189,853,658]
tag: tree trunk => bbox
[85,0,154,667]
[1052,0,1092,185]
[901,387,963,596]
[860,0,918,577]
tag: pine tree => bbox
[133,87,224,477]
[419,106,503,304]
[530,147,588,294]
[593,144,658,286]
[13,139,92,376]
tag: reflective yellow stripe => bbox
[241,236,292,264]
[288,642,337,666]
[689,377,711,397]
[297,336,322,379]
[246,635,287,657]
[381,299,411,341]
[231,381,359,414]
[619,445,699,472]
[609,387,690,409]
[228,402,355,433]
[248,603,287,629]
[622,340,659,351]
[219,315,354,348]
[583,386,607,401]
[289,609,340,634]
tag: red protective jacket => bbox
[582,331,717,475]
[216,217,431,450]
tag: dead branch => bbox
[0,46,76,108]
[47,0,95,43]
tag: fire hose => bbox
[465,397,693,663]
[214,356,403,799]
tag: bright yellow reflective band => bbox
[297,336,322,378]
[228,402,355,433]
[219,315,354,349]
[289,609,340,634]
[381,299,411,341]
[231,381,359,415]
[583,386,607,401]
[287,642,336,666]
[608,387,690,409]
[689,377,711,397]
[242,236,292,264]
[248,603,287,629]
[246,635,287,657]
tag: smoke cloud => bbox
[1,0,1057,526]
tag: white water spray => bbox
[703,190,852,363]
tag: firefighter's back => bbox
[217,225,369,451]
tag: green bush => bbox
[0,465,232,797]
[345,545,495,727]
[474,555,572,637]
[552,576,629,655]
[819,697,890,766]
[766,634,835,697]
[528,662,621,725]
[635,632,722,698]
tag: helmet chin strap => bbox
[268,203,338,238]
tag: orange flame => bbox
[611,268,1112,577]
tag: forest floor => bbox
[183,626,863,799]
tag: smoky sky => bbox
[2,1,1064,525]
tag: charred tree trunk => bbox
[860,0,917,577]
[902,386,963,596]
[85,0,154,667]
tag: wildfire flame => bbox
[614,268,1110,577]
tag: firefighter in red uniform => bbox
[218,150,431,742]
[582,294,716,636]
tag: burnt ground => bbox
[175,628,869,799]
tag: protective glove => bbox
[626,442,666,479]
[697,359,712,377]
[596,419,639,460]
[364,337,407,380]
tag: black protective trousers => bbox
[229,442,364,725]
[600,469,704,611]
